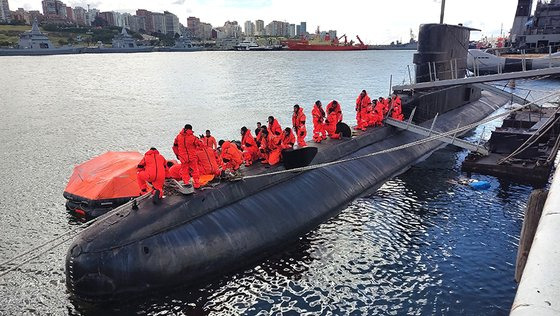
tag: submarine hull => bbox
[66,92,507,302]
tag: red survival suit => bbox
[292,107,307,147]
[268,119,282,137]
[281,129,296,149]
[202,135,217,150]
[325,109,341,139]
[356,93,372,130]
[221,141,243,171]
[137,148,167,197]
[242,129,259,166]
[311,103,326,142]
[173,128,201,188]
[391,95,404,121]
[196,146,221,185]
[327,101,343,124]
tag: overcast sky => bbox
[8,0,533,43]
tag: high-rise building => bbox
[289,24,296,37]
[265,21,289,37]
[164,11,180,35]
[244,20,255,36]
[86,8,98,26]
[73,6,86,25]
[223,21,241,38]
[41,0,57,16]
[136,9,154,33]
[65,6,74,21]
[199,22,213,39]
[299,22,307,35]
[11,8,30,24]
[98,11,115,26]
[255,19,264,35]
[152,12,166,33]
[0,0,10,22]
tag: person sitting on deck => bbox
[327,100,343,124]
[255,122,262,140]
[379,97,390,116]
[165,161,182,180]
[196,145,221,185]
[266,128,283,165]
[325,107,341,139]
[371,99,385,127]
[268,116,283,137]
[356,90,372,131]
[312,100,327,143]
[391,95,404,121]
[219,140,243,171]
[281,127,296,150]
[292,104,307,148]
[202,130,217,151]
[137,147,167,203]
[173,124,202,189]
[241,126,259,166]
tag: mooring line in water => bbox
[0,192,152,278]
[242,91,560,180]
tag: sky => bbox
[7,0,535,43]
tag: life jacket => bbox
[221,141,243,166]
[196,146,220,175]
[281,130,296,149]
[292,108,306,130]
[268,119,282,136]
[242,130,258,152]
[137,148,166,182]
[173,129,201,161]
[202,135,217,150]
[312,104,325,124]
[327,101,343,123]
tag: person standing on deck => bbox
[136,147,167,203]
[173,124,202,189]
[356,90,372,131]
[311,100,327,143]
[292,104,307,147]
[202,130,217,151]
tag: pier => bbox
[511,166,560,315]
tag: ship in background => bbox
[369,30,419,50]
[283,27,367,51]
[510,0,560,52]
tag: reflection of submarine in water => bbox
[65,23,506,302]
[467,49,560,75]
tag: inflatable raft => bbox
[65,92,508,302]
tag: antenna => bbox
[440,0,446,24]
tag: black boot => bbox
[152,189,161,205]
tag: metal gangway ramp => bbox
[384,115,489,155]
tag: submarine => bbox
[65,24,509,302]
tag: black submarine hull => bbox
[66,93,507,302]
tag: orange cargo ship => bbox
[284,34,367,51]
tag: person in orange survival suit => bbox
[196,145,221,185]
[241,126,259,166]
[370,99,385,127]
[266,127,283,165]
[258,127,270,163]
[379,97,390,116]
[324,107,341,139]
[136,147,167,203]
[391,95,404,121]
[311,100,327,143]
[267,116,282,137]
[219,140,243,171]
[327,100,343,124]
[281,127,296,150]
[202,129,217,151]
[356,90,372,131]
[292,104,307,148]
[165,161,182,180]
[173,124,202,189]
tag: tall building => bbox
[164,11,180,35]
[255,19,264,35]
[65,6,74,21]
[289,24,296,37]
[223,21,241,38]
[73,6,86,25]
[244,20,255,36]
[199,22,212,39]
[0,0,10,22]
[99,11,115,26]
[152,12,166,33]
[41,0,57,16]
[299,22,307,35]
[86,8,98,26]
[136,9,154,33]
[265,20,289,36]
[11,8,30,24]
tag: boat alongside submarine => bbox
[65,23,508,302]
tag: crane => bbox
[337,34,348,45]
[356,35,365,46]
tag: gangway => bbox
[393,67,560,91]
[472,83,530,105]
[384,115,489,155]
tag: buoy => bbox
[469,180,491,190]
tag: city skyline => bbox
[6,0,538,43]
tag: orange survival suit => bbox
[292,106,307,147]
[281,128,296,149]
[173,127,201,188]
[241,128,259,166]
[221,141,243,171]
[311,102,326,143]
[356,91,372,130]
[137,148,167,197]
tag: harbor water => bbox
[0,51,556,315]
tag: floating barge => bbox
[462,107,560,185]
